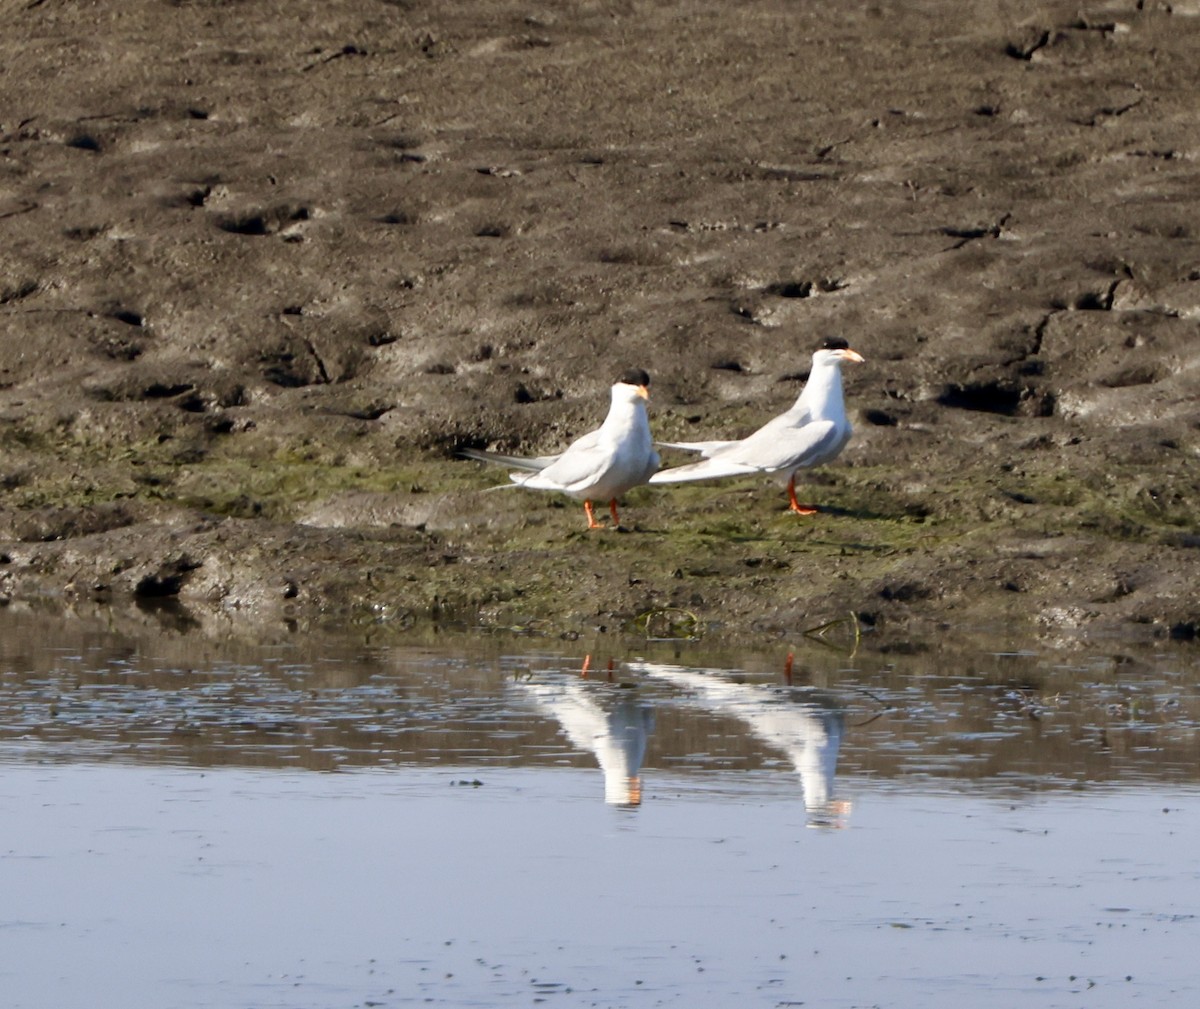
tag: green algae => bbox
[2,410,1196,639]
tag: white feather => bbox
[650,346,863,499]
[463,380,660,507]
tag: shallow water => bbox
[2,607,1198,1008]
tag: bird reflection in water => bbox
[510,660,655,808]
[630,658,851,829]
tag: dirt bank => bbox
[1,0,1197,645]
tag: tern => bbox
[462,368,659,529]
[650,338,864,514]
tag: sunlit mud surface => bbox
[2,607,1198,1007]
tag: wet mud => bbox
[1,1,1198,644]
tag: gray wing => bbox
[520,435,615,492]
[656,439,738,457]
[651,420,838,483]
[460,447,561,473]
[656,403,814,461]
[716,416,837,472]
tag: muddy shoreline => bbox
[1,1,1197,646]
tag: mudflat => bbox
[1,0,1197,644]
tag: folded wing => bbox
[517,447,614,492]
[655,439,738,457]
[651,419,838,483]
[459,447,562,473]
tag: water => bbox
[1,606,1198,1007]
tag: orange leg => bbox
[583,500,603,530]
[582,655,616,681]
[787,475,818,515]
[784,651,794,686]
[608,499,621,527]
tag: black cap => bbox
[618,368,651,387]
[820,336,849,351]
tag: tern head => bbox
[615,367,651,401]
[814,336,865,367]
